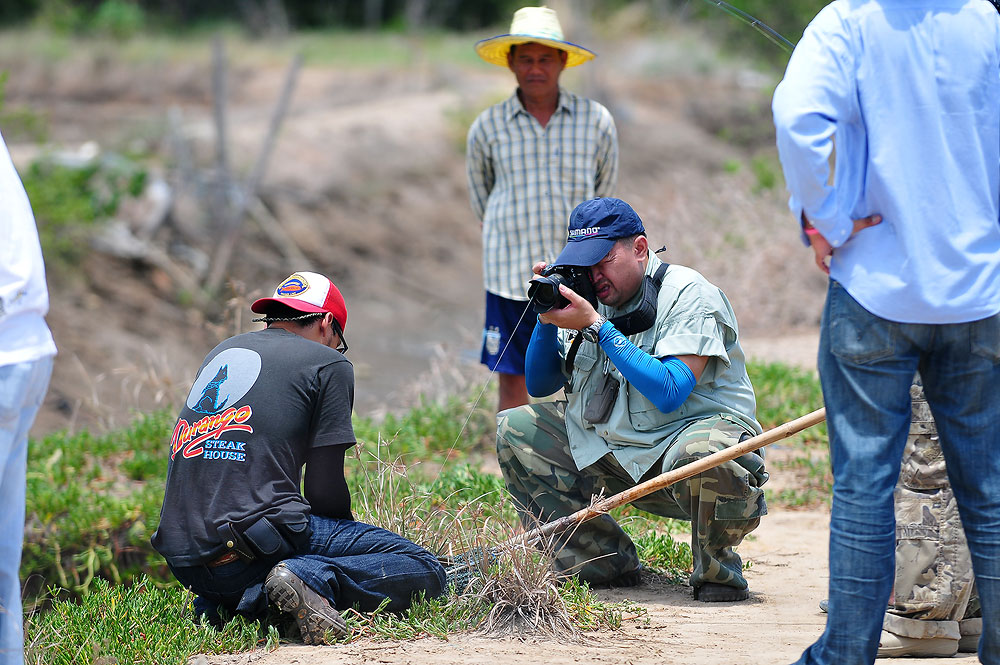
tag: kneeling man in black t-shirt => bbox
[151,271,446,644]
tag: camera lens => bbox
[528,274,568,313]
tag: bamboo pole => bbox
[509,407,827,548]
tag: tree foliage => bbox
[0,0,524,30]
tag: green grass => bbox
[747,360,831,507]
[22,360,827,659]
[24,577,278,664]
[352,393,495,462]
[630,527,693,583]
[748,360,825,435]
[23,411,176,601]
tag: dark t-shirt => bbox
[151,327,356,565]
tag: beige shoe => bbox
[876,630,958,658]
[958,634,980,653]
[959,617,982,653]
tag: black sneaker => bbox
[693,582,750,602]
[264,563,348,644]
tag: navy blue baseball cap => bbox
[552,197,646,267]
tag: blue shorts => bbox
[481,292,537,375]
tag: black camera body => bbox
[527,264,598,313]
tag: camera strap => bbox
[608,263,669,336]
[565,334,584,376]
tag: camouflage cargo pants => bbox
[496,401,767,589]
[883,379,981,642]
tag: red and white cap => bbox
[251,271,348,332]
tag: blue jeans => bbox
[794,282,1000,665]
[0,357,53,665]
[169,515,446,625]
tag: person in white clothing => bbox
[0,129,56,665]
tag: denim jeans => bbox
[794,281,1000,665]
[0,357,53,665]
[169,514,446,626]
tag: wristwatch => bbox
[581,315,607,343]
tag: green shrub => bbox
[750,154,779,192]
[90,0,144,39]
[0,71,49,143]
[21,155,147,269]
[33,0,86,35]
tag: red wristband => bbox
[804,226,821,236]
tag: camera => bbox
[527,265,598,313]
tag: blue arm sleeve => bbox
[525,320,564,398]
[597,321,697,413]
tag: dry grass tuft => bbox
[349,433,499,557]
[472,541,580,641]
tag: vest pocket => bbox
[626,383,678,432]
[568,344,597,394]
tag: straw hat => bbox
[475,6,596,68]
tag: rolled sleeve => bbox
[652,315,730,368]
[773,4,858,248]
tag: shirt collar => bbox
[505,88,573,122]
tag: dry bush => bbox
[473,540,578,640]
[349,437,634,640]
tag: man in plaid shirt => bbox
[467,6,618,412]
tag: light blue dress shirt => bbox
[772,0,1000,324]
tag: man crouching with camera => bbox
[497,197,767,601]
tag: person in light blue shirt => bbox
[772,2,1000,664]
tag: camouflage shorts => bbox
[496,402,766,589]
[883,379,979,641]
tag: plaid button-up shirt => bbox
[467,88,618,301]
